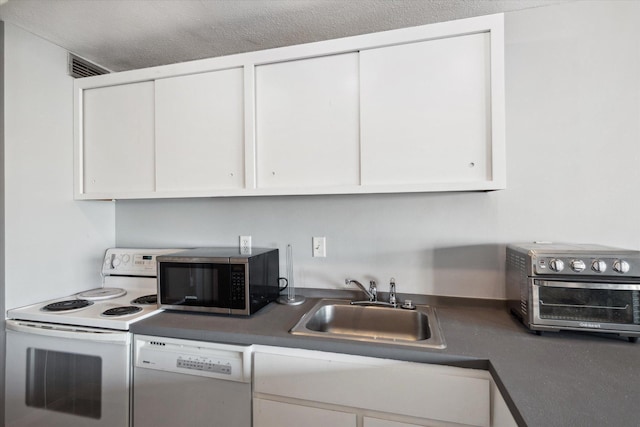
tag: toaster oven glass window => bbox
[159,262,232,307]
[538,287,640,324]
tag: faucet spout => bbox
[345,278,375,301]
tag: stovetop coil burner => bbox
[131,294,157,305]
[76,287,127,300]
[42,299,94,312]
[102,306,143,317]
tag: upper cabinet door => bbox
[255,53,360,189]
[82,81,155,195]
[155,69,245,192]
[360,33,493,186]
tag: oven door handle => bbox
[5,320,130,343]
[539,300,630,311]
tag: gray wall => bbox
[1,19,5,427]
[116,1,640,299]
[2,22,115,311]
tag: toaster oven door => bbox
[532,280,640,332]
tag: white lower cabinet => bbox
[363,417,423,427]
[254,399,357,427]
[252,346,517,427]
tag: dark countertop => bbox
[131,296,640,427]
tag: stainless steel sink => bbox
[290,299,446,348]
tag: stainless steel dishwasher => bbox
[133,334,252,427]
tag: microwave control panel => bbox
[230,265,246,306]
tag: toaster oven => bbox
[506,242,640,342]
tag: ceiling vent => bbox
[68,54,110,78]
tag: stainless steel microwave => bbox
[157,248,279,316]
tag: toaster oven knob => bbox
[591,259,607,273]
[613,260,630,274]
[570,260,586,272]
[549,258,565,272]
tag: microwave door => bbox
[194,266,219,303]
[192,263,231,307]
[160,262,231,308]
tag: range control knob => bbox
[570,260,586,272]
[111,255,121,268]
[591,260,607,273]
[613,260,630,274]
[549,259,565,272]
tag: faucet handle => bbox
[369,280,377,301]
[389,278,397,306]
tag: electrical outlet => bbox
[312,237,326,258]
[240,235,252,255]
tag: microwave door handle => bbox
[539,300,630,311]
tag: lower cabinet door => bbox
[253,398,357,427]
[254,349,490,427]
[363,417,423,427]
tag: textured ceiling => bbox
[0,0,567,72]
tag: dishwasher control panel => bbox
[176,356,232,375]
[134,335,252,383]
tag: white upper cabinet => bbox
[255,53,360,189]
[81,81,155,195]
[360,33,492,187]
[74,13,504,199]
[155,69,245,192]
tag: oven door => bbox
[5,320,131,427]
[532,280,640,333]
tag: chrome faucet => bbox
[345,279,377,302]
[346,278,397,307]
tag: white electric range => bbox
[7,248,176,330]
[5,248,182,427]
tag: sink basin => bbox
[290,299,446,348]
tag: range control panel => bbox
[102,248,183,277]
